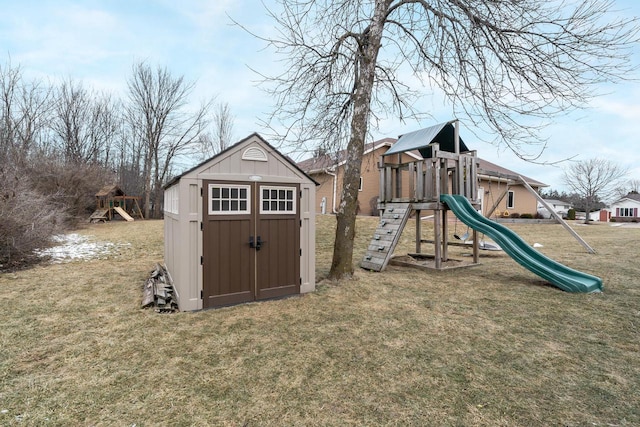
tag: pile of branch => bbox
[141,263,178,313]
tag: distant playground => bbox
[89,185,144,223]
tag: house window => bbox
[261,186,296,214]
[359,177,363,192]
[507,190,515,209]
[619,207,636,217]
[208,184,250,215]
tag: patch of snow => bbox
[36,233,130,263]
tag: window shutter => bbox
[634,208,638,217]
[616,208,620,217]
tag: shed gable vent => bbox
[242,146,268,162]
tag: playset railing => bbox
[378,143,478,205]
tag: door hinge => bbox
[300,219,302,227]
[200,290,203,299]
[299,277,302,285]
[200,222,203,231]
[200,187,203,197]
[200,256,203,265]
[299,248,302,256]
[299,190,302,199]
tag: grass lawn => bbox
[1,215,639,426]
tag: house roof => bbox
[543,199,571,206]
[612,192,640,205]
[297,136,547,188]
[297,137,410,173]
[164,132,318,189]
[476,158,547,188]
[384,121,469,158]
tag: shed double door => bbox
[202,180,300,308]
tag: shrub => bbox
[610,218,616,222]
[534,212,545,219]
[509,212,521,218]
[568,208,576,220]
[520,213,534,219]
[25,155,114,222]
[0,166,68,270]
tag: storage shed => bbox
[163,133,317,311]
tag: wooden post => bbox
[442,207,449,261]
[415,210,421,254]
[396,154,402,199]
[434,205,442,269]
[454,119,460,154]
[385,166,392,200]
[434,161,440,204]
[472,229,479,264]
[439,158,447,196]
[408,162,415,201]
[379,156,386,203]
[416,161,424,200]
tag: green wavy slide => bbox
[441,194,603,293]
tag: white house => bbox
[537,199,572,219]
[607,192,640,222]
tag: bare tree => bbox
[0,61,52,165]
[212,102,235,155]
[126,62,213,218]
[563,159,628,223]
[51,79,94,163]
[198,101,235,159]
[255,0,639,279]
[615,178,640,198]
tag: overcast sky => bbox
[2,0,640,192]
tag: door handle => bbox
[250,236,265,250]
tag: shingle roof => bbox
[297,137,547,187]
[615,192,640,203]
[626,192,640,202]
[476,158,547,187]
[297,138,398,173]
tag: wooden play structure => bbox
[359,120,603,293]
[360,120,481,271]
[89,185,144,223]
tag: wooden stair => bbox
[360,202,412,272]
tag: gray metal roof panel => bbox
[384,121,468,157]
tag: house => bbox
[537,199,572,219]
[298,137,547,217]
[607,192,640,222]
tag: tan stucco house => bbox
[298,137,547,217]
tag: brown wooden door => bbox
[255,184,300,300]
[202,181,300,308]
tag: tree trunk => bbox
[329,1,389,280]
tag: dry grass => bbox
[1,216,639,426]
